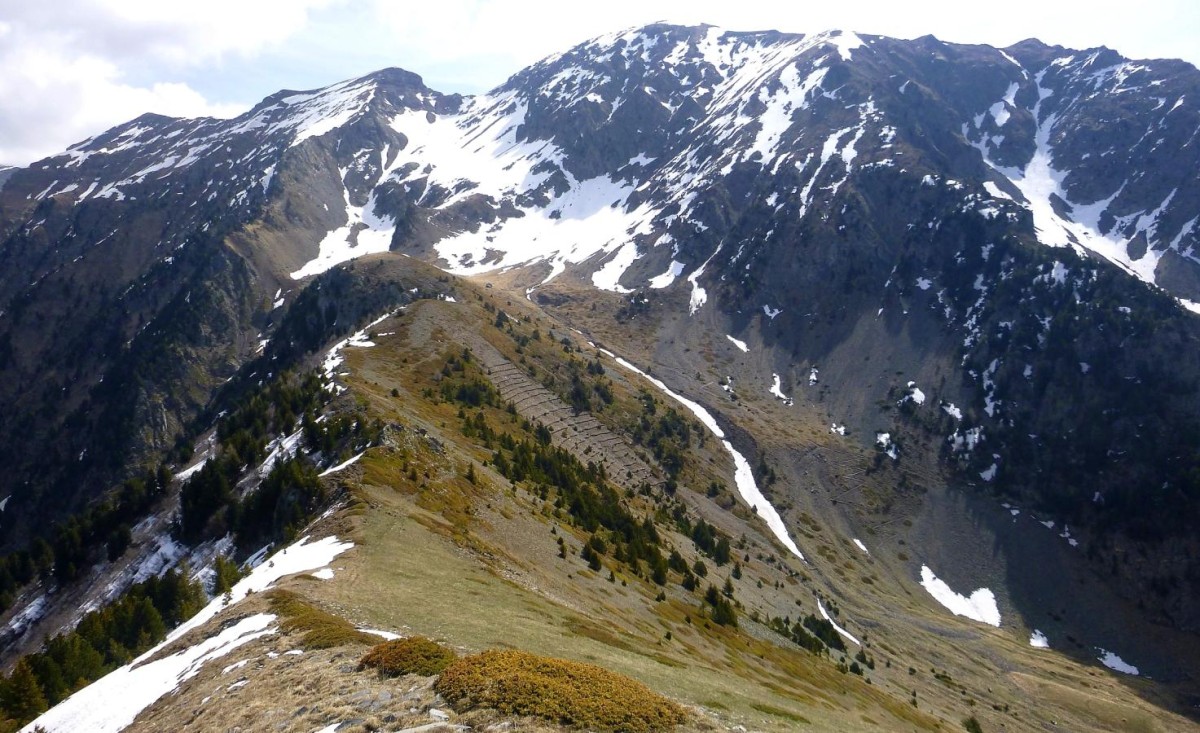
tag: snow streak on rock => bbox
[964,57,1199,303]
[818,599,861,647]
[598,348,805,561]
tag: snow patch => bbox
[291,177,396,279]
[648,260,685,289]
[875,432,898,460]
[322,313,390,379]
[27,614,274,733]
[983,181,1012,201]
[686,242,722,315]
[288,78,376,148]
[319,451,366,476]
[919,565,1001,626]
[5,595,47,637]
[1030,630,1050,648]
[27,535,352,733]
[967,69,1180,288]
[222,659,250,675]
[769,374,793,405]
[902,381,926,405]
[852,539,869,555]
[358,627,402,641]
[825,30,865,61]
[1097,649,1139,675]
[257,430,303,478]
[174,455,211,482]
[726,335,749,353]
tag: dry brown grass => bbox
[435,649,688,732]
[358,636,456,677]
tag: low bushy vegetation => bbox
[359,636,456,677]
[434,649,687,732]
[266,589,378,649]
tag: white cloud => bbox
[361,0,1200,97]
[6,0,339,64]
[2,0,1196,166]
[0,0,336,165]
[369,0,1200,72]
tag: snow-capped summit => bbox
[2,23,1200,637]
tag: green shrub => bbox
[359,637,456,677]
[435,649,686,732]
[266,590,377,649]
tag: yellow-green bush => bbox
[266,590,378,649]
[435,649,687,732]
[359,636,456,677]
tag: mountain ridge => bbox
[1,22,1200,731]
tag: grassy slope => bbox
[128,262,1199,732]
[470,269,1200,732]
[307,292,942,731]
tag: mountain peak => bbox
[3,24,1200,733]
[361,65,431,90]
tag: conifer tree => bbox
[1,658,48,723]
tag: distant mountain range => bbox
[2,22,1199,679]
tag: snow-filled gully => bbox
[596,349,805,561]
[596,347,880,647]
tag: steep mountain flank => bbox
[1,22,1200,730]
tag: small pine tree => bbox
[581,544,602,571]
[713,537,731,566]
[213,555,243,595]
[1,658,48,723]
[711,597,738,627]
[651,560,668,586]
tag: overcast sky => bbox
[2,0,1197,166]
